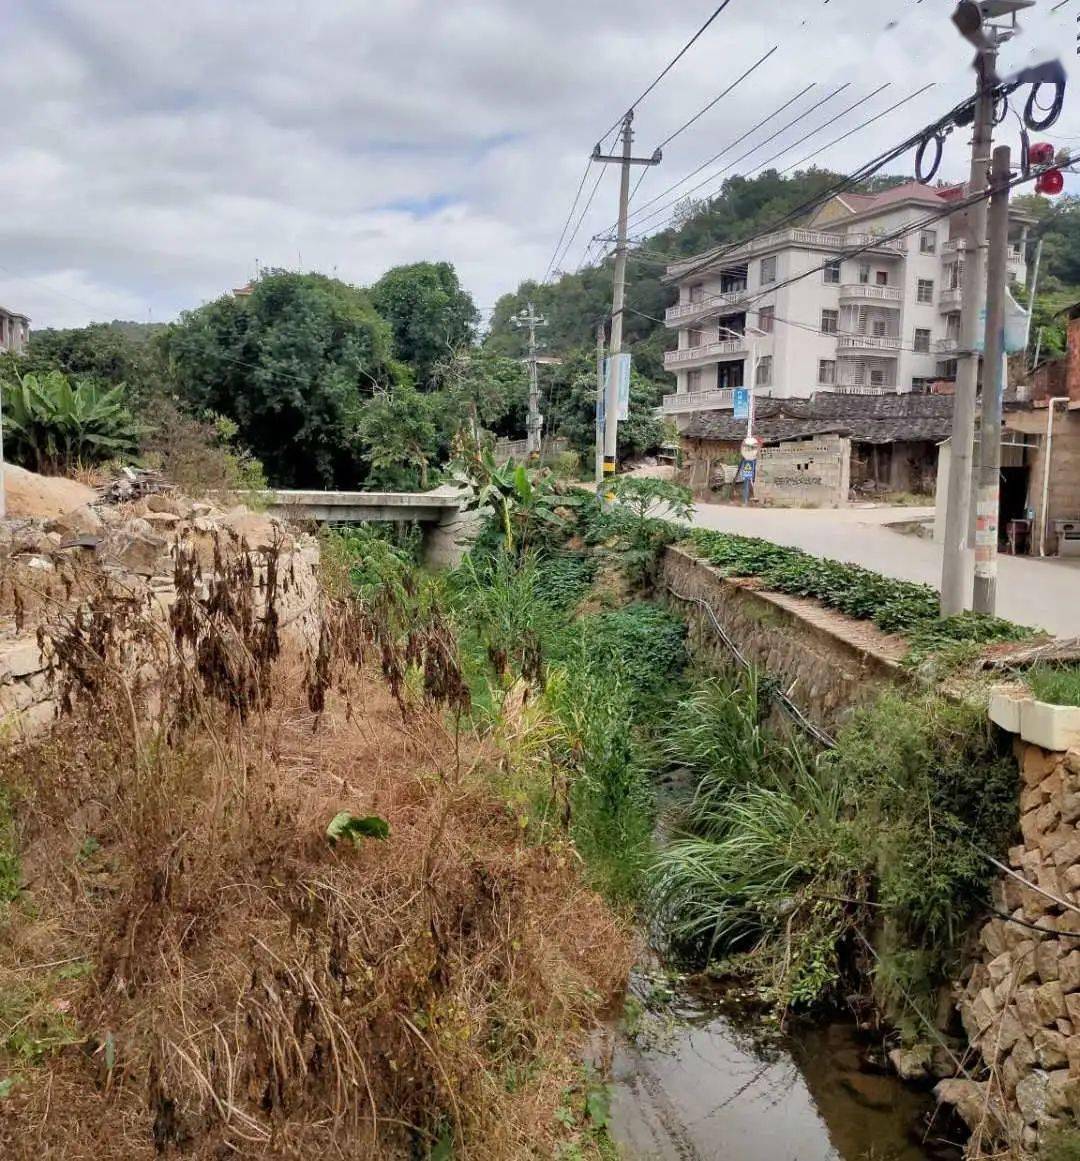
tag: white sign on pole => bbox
[605,353,632,422]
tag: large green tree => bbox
[160,272,403,488]
[370,261,478,385]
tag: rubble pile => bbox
[0,491,319,734]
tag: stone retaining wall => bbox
[660,545,906,730]
[947,741,1080,1155]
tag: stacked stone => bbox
[947,743,1080,1155]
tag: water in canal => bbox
[607,966,964,1161]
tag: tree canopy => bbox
[159,272,403,488]
[371,261,478,386]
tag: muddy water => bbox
[608,971,959,1161]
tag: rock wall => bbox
[1,495,320,738]
[949,742,1080,1154]
[660,546,905,730]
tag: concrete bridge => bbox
[261,489,474,566]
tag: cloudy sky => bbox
[2,0,1076,329]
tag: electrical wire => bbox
[542,159,595,284]
[777,84,936,176]
[656,45,781,151]
[549,166,608,281]
[623,84,819,227]
[628,84,855,234]
[596,0,737,143]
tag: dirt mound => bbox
[2,463,96,519]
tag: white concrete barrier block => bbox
[1020,699,1080,752]
[990,688,1026,735]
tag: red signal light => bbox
[1030,141,1056,166]
[1036,168,1065,196]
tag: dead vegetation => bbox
[0,532,632,1158]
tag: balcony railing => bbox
[669,227,907,275]
[939,287,963,310]
[934,337,961,354]
[664,338,747,369]
[836,334,902,352]
[830,383,900,395]
[662,388,735,415]
[665,289,749,326]
[838,284,902,302]
[943,238,969,255]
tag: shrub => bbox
[0,369,141,473]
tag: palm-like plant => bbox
[1,369,141,473]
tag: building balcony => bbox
[934,337,961,354]
[943,238,968,255]
[666,227,906,279]
[664,338,748,370]
[838,284,902,304]
[829,383,900,396]
[836,334,902,353]
[662,388,735,415]
[939,287,963,310]
[665,289,749,327]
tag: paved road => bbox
[686,502,1080,639]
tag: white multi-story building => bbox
[661,181,1034,426]
[0,306,29,355]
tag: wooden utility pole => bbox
[592,112,661,485]
[973,144,1012,614]
[595,320,606,485]
[940,36,997,616]
[512,302,548,458]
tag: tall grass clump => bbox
[650,674,1019,1025]
[1026,664,1080,707]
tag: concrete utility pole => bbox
[940,30,998,616]
[973,144,1013,615]
[512,302,548,459]
[595,320,606,485]
[592,112,661,485]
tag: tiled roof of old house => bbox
[682,392,955,445]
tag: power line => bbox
[621,84,818,227]
[776,83,936,175]
[627,83,856,234]
[550,166,608,281]
[656,45,781,150]
[597,0,738,142]
[542,160,595,284]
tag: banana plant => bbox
[0,369,141,473]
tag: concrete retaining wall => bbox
[660,545,906,730]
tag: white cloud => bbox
[0,0,1073,328]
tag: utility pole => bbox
[595,320,606,485]
[512,302,548,459]
[973,144,1013,615]
[940,16,998,616]
[592,111,661,486]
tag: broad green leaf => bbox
[326,812,390,846]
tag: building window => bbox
[717,361,744,390]
[824,258,842,284]
[687,327,704,348]
[917,278,935,304]
[821,309,839,335]
[760,256,777,285]
[920,231,937,255]
[858,264,871,285]
[870,367,887,387]
[939,359,958,379]
[688,283,704,304]
[875,270,889,287]
[914,328,931,353]
[818,359,836,385]
[756,355,773,387]
[912,377,932,394]
[687,368,703,392]
[758,306,775,334]
[871,318,888,337]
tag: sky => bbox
[1,0,1077,330]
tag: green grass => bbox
[0,788,19,908]
[1027,664,1080,707]
[682,527,1034,661]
